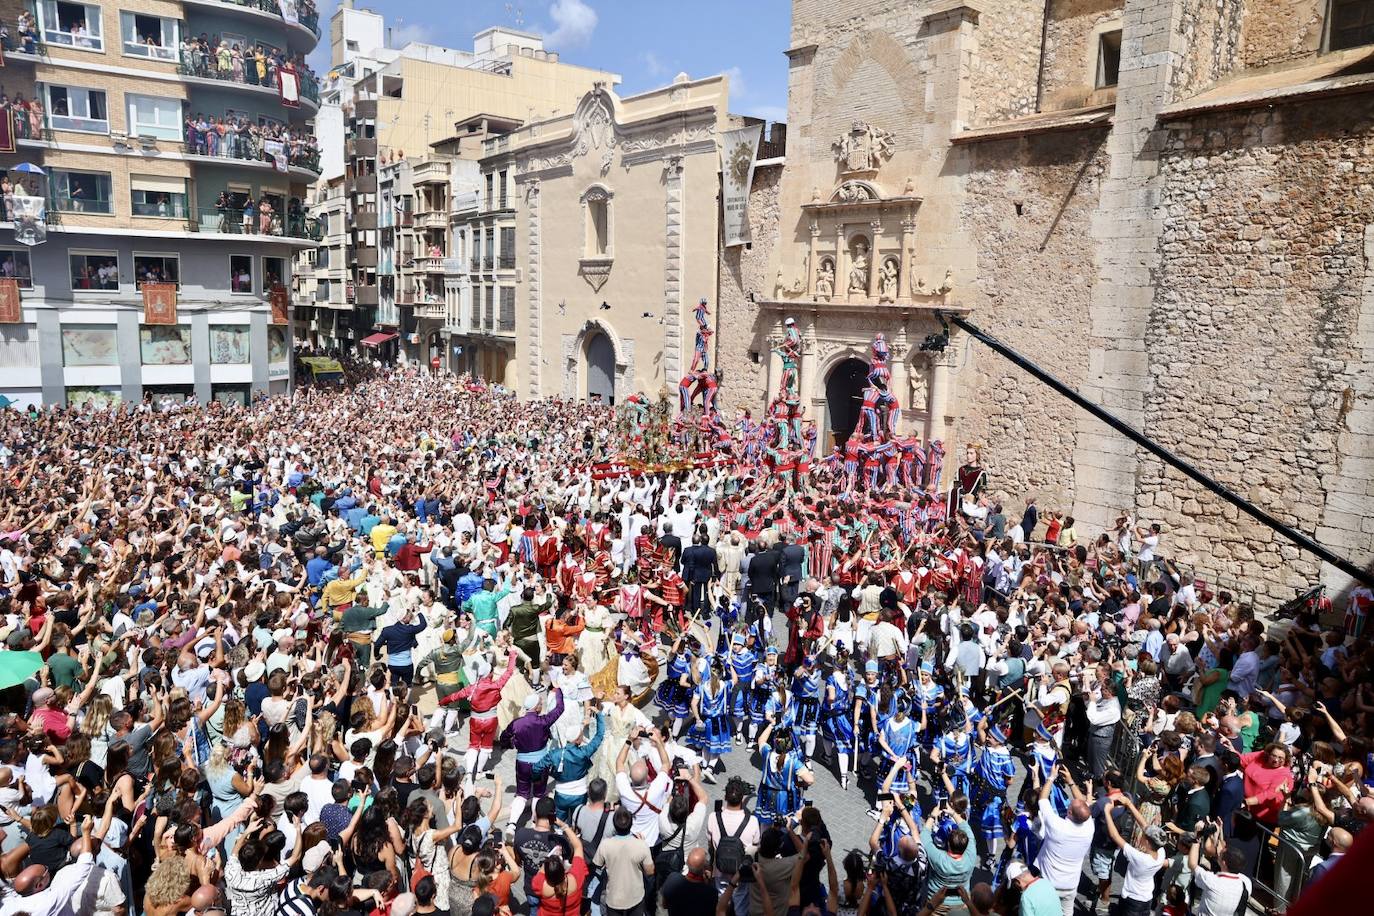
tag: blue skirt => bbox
[687,713,733,756]
[790,697,821,739]
[756,784,801,822]
[656,680,692,719]
[821,706,855,754]
[747,687,772,726]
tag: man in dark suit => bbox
[748,542,782,621]
[778,535,806,610]
[680,533,720,617]
[659,521,684,570]
[1020,498,1038,542]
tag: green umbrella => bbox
[0,652,43,690]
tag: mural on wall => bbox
[211,327,251,364]
[268,327,287,363]
[140,326,192,365]
[60,327,117,367]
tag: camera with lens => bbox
[868,854,887,875]
[736,861,755,884]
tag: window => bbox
[39,1,103,52]
[119,12,177,60]
[51,170,113,213]
[69,252,119,291]
[500,228,515,268]
[127,94,181,141]
[346,40,360,51]
[130,175,188,218]
[133,253,180,289]
[499,170,509,208]
[316,279,330,302]
[139,325,191,365]
[1329,0,1374,50]
[46,85,108,133]
[262,257,286,290]
[318,246,331,269]
[499,287,515,330]
[581,185,612,258]
[1096,30,1122,89]
[485,173,494,208]
[0,250,33,289]
[590,198,608,254]
[230,255,254,293]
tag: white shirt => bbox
[1193,867,1252,916]
[0,851,97,916]
[1034,798,1093,890]
[301,773,335,821]
[615,771,672,846]
[1119,845,1165,901]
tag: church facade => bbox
[716,0,1374,606]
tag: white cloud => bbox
[640,50,668,78]
[390,22,435,48]
[724,66,747,99]
[546,0,598,49]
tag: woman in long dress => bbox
[577,601,614,680]
[590,684,651,786]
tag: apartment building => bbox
[332,26,619,357]
[0,0,323,407]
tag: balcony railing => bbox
[181,139,321,175]
[415,257,445,273]
[469,257,481,271]
[189,207,319,240]
[498,314,515,332]
[178,52,320,105]
[483,256,493,270]
[498,255,515,269]
[185,0,322,40]
[51,195,114,214]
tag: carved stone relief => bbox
[832,120,895,174]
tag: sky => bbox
[308,0,792,123]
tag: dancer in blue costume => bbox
[932,716,975,799]
[876,695,925,795]
[755,719,814,821]
[656,633,696,738]
[687,658,733,780]
[788,655,824,761]
[820,651,856,790]
[726,632,759,745]
[1030,721,1070,816]
[971,717,1017,865]
[911,662,945,746]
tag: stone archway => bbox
[585,332,616,405]
[825,357,870,448]
[564,318,633,403]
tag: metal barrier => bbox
[1228,810,1318,913]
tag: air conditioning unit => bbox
[138,134,160,150]
[110,131,130,149]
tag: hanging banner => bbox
[263,139,288,173]
[0,279,20,323]
[142,282,178,325]
[278,68,301,109]
[270,286,290,325]
[0,109,12,154]
[719,124,761,247]
[280,0,299,25]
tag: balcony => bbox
[179,142,321,179]
[354,98,378,120]
[498,255,516,270]
[414,257,446,274]
[346,136,377,158]
[189,208,320,242]
[352,210,378,230]
[415,299,447,320]
[182,0,322,44]
[354,285,379,306]
[412,161,449,186]
[177,54,320,111]
[470,257,482,272]
[397,290,415,305]
[415,210,448,230]
[399,208,414,228]
[352,246,378,268]
[483,256,494,271]
[348,174,378,194]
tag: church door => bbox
[825,357,869,449]
[585,332,616,405]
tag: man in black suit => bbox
[1020,498,1038,542]
[778,535,806,610]
[659,521,683,570]
[748,541,782,622]
[680,532,720,617]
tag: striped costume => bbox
[879,715,920,793]
[728,648,759,718]
[820,672,855,754]
[687,681,733,756]
[656,654,694,719]
[1032,740,1071,817]
[935,730,973,798]
[788,670,823,741]
[757,744,806,821]
[972,744,1017,841]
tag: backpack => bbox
[712,809,751,876]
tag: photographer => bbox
[1186,818,1251,916]
[707,778,760,888]
[919,791,976,898]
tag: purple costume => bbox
[499,688,565,801]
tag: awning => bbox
[359,332,398,348]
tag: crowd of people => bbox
[178,35,319,103]
[0,86,45,144]
[210,191,310,239]
[0,367,1366,916]
[184,114,321,173]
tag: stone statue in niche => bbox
[815,259,835,300]
[848,240,870,294]
[774,269,787,299]
[937,269,954,295]
[879,258,899,302]
[833,120,895,173]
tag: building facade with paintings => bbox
[0,0,323,407]
[713,0,1374,605]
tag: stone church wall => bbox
[1139,99,1374,602]
[1039,0,1124,112]
[1240,0,1327,70]
[954,130,1110,511]
[717,164,784,415]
